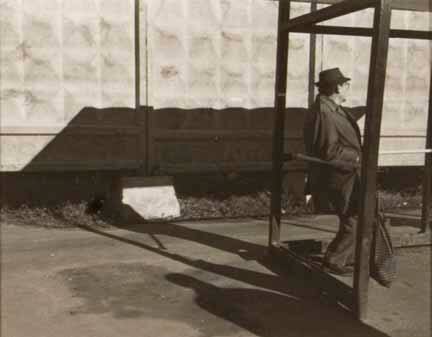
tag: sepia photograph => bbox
[1,0,431,336]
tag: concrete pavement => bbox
[1,218,430,337]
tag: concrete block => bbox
[251,33,276,64]
[121,176,181,220]
[323,36,354,71]
[381,99,403,131]
[188,0,221,28]
[0,88,26,125]
[63,51,99,86]
[189,32,219,61]
[221,30,249,63]
[403,99,429,127]
[220,63,248,102]
[0,2,21,47]
[99,0,133,21]
[149,0,186,27]
[23,12,61,48]
[354,8,374,28]
[407,11,431,31]
[250,0,277,31]
[23,88,64,124]
[250,65,275,106]
[63,0,99,16]
[188,64,218,102]
[391,10,407,30]
[220,0,250,28]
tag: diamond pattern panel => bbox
[0,1,430,168]
[0,0,136,128]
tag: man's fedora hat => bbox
[315,67,350,86]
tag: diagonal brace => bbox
[280,0,376,32]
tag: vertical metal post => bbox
[135,0,141,124]
[135,0,146,174]
[269,1,291,249]
[353,0,391,321]
[135,0,151,176]
[421,68,432,232]
[308,0,317,108]
[143,2,151,176]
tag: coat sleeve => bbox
[303,108,318,155]
[315,109,359,165]
[343,106,366,121]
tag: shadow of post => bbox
[166,273,390,337]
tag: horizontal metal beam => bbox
[291,25,432,40]
[391,29,432,40]
[276,0,432,13]
[280,0,376,32]
[379,149,432,154]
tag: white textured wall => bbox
[0,0,136,169]
[145,0,313,109]
[0,0,431,169]
[1,0,135,126]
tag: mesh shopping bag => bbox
[370,203,397,287]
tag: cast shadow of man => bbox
[166,273,389,337]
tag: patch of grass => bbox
[0,202,114,229]
[378,190,423,211]
[0,187,428,228]
[178,192,270,219]
[177,191,308,220]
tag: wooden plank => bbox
[270,1,291,248]
[353,0,392,321]
[280,0,376,32]
[421,69,432,232]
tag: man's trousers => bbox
[324,179,360,268]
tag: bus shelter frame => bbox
[269,0,432,321]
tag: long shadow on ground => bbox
[66,214,389,337]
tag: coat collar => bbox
[318,94,355,121]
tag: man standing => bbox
[304,68,366,276]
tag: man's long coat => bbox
[304,95,366,213]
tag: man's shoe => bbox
[323,263,354,276]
